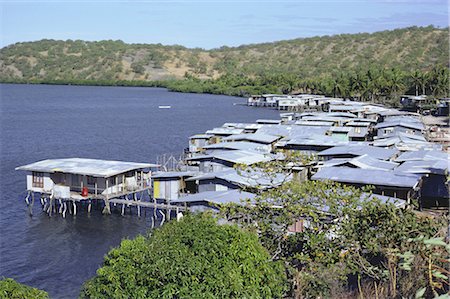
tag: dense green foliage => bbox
[0,278,49,299]
[80,214,287,298]
[1,26,448,102]
[221,158,448,298]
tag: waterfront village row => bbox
[16,94,449,224]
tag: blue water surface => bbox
[0,84,280,298]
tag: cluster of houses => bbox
[152,97,449,214]
[16,95,449,221]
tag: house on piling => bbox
[15,158,158,214]
[152,171,199,201]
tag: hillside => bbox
[1,26,448,84]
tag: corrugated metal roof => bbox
[395,150,450,162]
[321,155,399,171]
[152,171,199,179]
[312,167,422,188]
[394,160,448,175]
[295,120,335,126]
[186,168,290,188]
[286,135,352,147]
[203,141,269,152]
[171,190,256,206]
[256,125,329,139]
[222,133,280,144]
[374,120,424,131]
[222,123,263,130]
[205,127,244,135]
[189,134,211,139]
[16,158,158,178]
[256,119,282,124]
[346,121,372,127]
[186,150,275,165]
[330,127,352,133]
[318,144,397,160]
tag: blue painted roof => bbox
[312,167,422,188]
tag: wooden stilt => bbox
[62,202,67,218]
[28,192,35,216]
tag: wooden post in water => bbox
[102,179,111,214]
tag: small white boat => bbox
[158,105,171,109]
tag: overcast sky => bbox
[1,0,448,49]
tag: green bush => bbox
[0,278,49,299]
[81,214,287,298]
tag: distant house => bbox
[317,144,397,161]
[152,171,198,201]
[394,150,449,207]
[278,135,351,155]
[188,134,212,154]
[185,168,290,193]
[222,133,281,151]
[312,167,422,202]
[374,120,425,138]
[202,141,270,153]
[170,190,257,213]
[400,95,428,112]
[372,132,442,151]
[205,127,244,143]
[186,150,276,173]
[327,126,369,142]
[222,122,262,133]
[317,154,399,171]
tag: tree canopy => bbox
[0,278,49,299]
[80,214,287,299]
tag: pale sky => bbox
[1,0,448,49]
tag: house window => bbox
[383,128,394,134]
[87,176,96,185]
[32,172,44,188]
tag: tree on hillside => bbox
[80,214,287,299]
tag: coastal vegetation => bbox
[222,179,448,298]
[78,177,448,298]
[0,278,49,299]
[1,26,448,104]
[80,214,287,299]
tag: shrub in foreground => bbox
[81,214,287,298]
[0,278,49,299]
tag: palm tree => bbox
[418,71,429,95]
[410,70,422,96]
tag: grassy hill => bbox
[0,26,448,102]
[1,26,448,82]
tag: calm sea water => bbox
[0,84,280,298]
